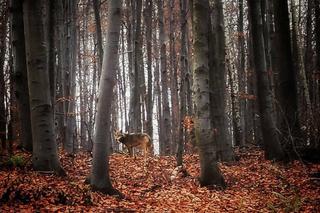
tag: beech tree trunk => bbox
[11,0,33,151]
[273,0,301,153]
[23,0,64,175]
[193,0,225,187]
[158,0,172,155]
[248,0,284,161]
[0,0,9,152]
[210,0,234,162]
[129,0,143,133]
[144,0,153,139]
[169,0,179,154]
[90,0,122,195]
[177,0,188,166]
[237,0,246,147]
[92,0,103,76]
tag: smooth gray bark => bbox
[158,0,172,155]
[193,0,225,187]
[23,0,64,175]
[210,0,234,162]
[90,0,122,195]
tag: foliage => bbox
[7,155,26,168]
[0,148,319,211]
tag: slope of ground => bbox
[0,148,319,212]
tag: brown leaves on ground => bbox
[0,148,319,212]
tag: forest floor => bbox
[0,147,319,212]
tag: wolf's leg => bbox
[128,146,133,157]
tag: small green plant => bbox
[8,155,26,168]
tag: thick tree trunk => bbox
[10,0,33,151]
[64,0,78,154]
[90,0,122,195]
[158,0,172,155]
[273,0,301,153]
[248,0,284,161]
[129,0,143,133]
[210,0,234,162]
[193,0,225,187]
[23,0,64,175]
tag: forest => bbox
[0,0,319,211]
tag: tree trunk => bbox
[315,0,320,148]
[60,0,78,154]
[305,0,314,106]
[237,0,246,147]
[316,0,320,102]
[177,0,188,166]
[120,25,129,131]
[210,0,234,162]
[273,0,301,153]
[153,13,163,155]
[169,0,180,154]
[246,23,257,145]
[129,0,143,133]
[248,0,284,161]
[193,0,225,187]
[92,0,103,77]
[136,0,146,133]
[227,61,240,147]
[23,0,64,175]
[90,0,122,195]
[0,0,9,152]
[290,0,313,144]
[10,0,33,151]
[158,0,172,155]
[144,0,153,139]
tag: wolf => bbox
[114,130,152,158]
